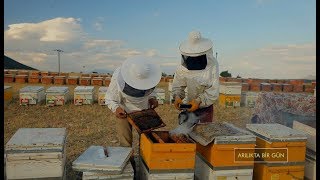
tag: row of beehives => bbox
[136,122,316,180]
[4,122,316,179]
[167,81,261,108]
[4,85,166,106]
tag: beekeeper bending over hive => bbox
[105,56,162,147]
[172,30,219,123]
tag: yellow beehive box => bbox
[190,122,256,168]
[246,124,307,163]
[140,131,196,170]
[98,87,108,105]
[219,93,241,107]
[253,163,305,180]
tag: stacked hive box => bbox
[72,146,134,180]
[260,83,272,92]
[66,76,79,85]
[271,83,283,92]
[74,86,95,105]
[246,124,307,180]
[28,75,40,83]
[54,76,66,85]
[15,75,28,83]
[244,91,259,108]
[292,120,316,180]
[98,87,108,105]
[80,77,91,86]
[104,77,111,86]
[42,76,53,84]
[19,86,45,105]
[189,122,256,180]
[140,131,196,179]
[91,77,104,86]
[219,82,242,107]
[46,86,70,106]
[154,88,165,105]
[5,128,67,179]
[4,74,15,83]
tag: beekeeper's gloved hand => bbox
[174,97,182,110]
[148,98,158,109]
[187,99,200,112]
[115,107,127,118]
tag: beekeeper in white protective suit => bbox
[172,30,219,123]
[105,56,162,147]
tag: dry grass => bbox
[4,82,254,179]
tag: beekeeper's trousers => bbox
[116,117,133,147]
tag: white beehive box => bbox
[305,152,316,180]
[74,86,95,105]
[155,88,165,105]
[5,128,67,179]
[72,146,133,174]
[140,157,194,180]
[168,82,173,92]
[82,162,134,180]
[19,86,45,105]
[46,86,70,106]
[195,154,253,180]
[245,91,259,108]
[219,82,242,95]
[292,120,316,152]
[98,87,108,105]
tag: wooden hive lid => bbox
[46,86,69,93]
[74,86,95,92]
[72,146,132,174]
[189,122,256,146]
[246,123,307,142]
[20,86,45,93]
[5,128,67,153]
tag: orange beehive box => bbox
[79,77,91,86]
[241,83,249,91]
[261,83,271,92]
[282,84,293,92]
[247,78,264,85]
[30,71,40,76]
[28,75,40,83]
[219,93,241,107]
[271,83,283,92]
[250,84,261,91]
[293,84,303,92]
[268,79,277,83]
[246,124,307,163]
[41,76,53,84]
[66,76,79,85]
[311,81,316,89]
[54,76,66,85]
[140,131,196,170]
[49,72,59,77]
[189,122,256,168]
[91,77,103,86]
[289,79,304,86]
[40,71,49,77]
[104,77,111,86]
[17,70,29,75]
[15,75,28,83]
[253,163,305,180]
[4,74,15,83]
[303,84,314,93]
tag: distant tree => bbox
[162,72,167,77]
[236,74,242,78]
[220,70,232,77]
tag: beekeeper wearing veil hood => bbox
[105,56,162,147]
[172,30,219,123]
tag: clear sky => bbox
[4,0,316,79]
